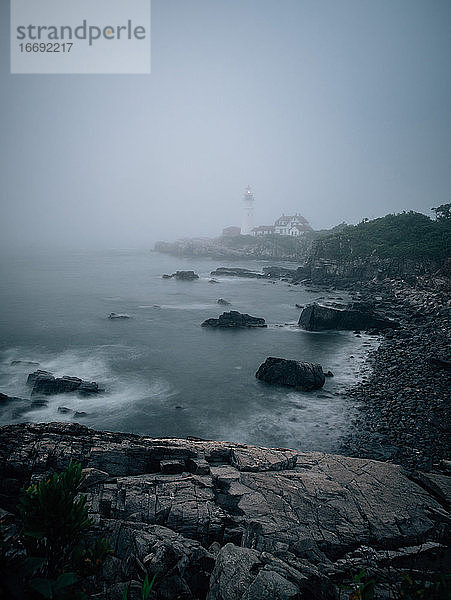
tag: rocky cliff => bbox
[1,423,449,599]
[154,234,314,262]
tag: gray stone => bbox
[0,423,448,599]
[217,299,231,306]
[27,370,102,397]
[299,303,399,331]
[159,459,186,474]
[210,267,266,279]
[202,311,266,329]
[162,271,199,280]
[256,357,325,391]
[10,360,40,366]
[207,543,336,600]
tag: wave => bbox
[0,345,176,429]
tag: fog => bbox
[1,0,450,248]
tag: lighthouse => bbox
[241,185,254,235]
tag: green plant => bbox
[431,203,451,221]
[340,569,376,599]
[142,574,156,599]
[17,460,112,599]
[311,211,451,261]
[71,536,111,577]
[122,573,156,600]
[18,460,91,577]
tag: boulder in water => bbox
[210,267,266,279]
[163,270,199,280]
[108,313,131,319]
[27,370,103,397]
[10,360,40,367]
[26,370,53,387]
[217,298,231,306]
[256,357,325,391]
[201,311,266,328]
[298,303,399,331]
[174,270,199,280]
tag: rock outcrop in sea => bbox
[216,298,231,306]
[0,392,26,404]
[210,267,266,279]
[162,271,200,280]
[201,311,267,329]
[255,357,326,390]
[26,370,103,397]
[0,423,449,599]
[298,302,399,332]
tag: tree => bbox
[431,203,451,221]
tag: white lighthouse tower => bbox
[241,185,254,235]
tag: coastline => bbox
[339,275,450,472]
[0,265,449,598]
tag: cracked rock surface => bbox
[0,422,449,599]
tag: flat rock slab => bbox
[0,423,447,554]
[0,423,448,599]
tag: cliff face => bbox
[154,234,314,262]
[294,256,448,285]
[1,423,449,599]
[295,212,451,285]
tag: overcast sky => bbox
[1,0,450,247]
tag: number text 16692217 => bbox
[19,42,73,53]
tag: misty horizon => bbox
[1,0,450,248]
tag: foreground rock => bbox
[256,357,325,390]
[207,543,335,600]
[210,267,266,279]
[26,370,103,397]
[201,311,266,328]
[299,302,399,331]
[163,270,199,280]
[0,423,448,599]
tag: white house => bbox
[274,214,312,236]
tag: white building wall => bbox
[242,187,254,235]
[242,204,254,234]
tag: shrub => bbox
[17,460,111,599]
[18,460,91,578]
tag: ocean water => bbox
[0,248,377,452]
